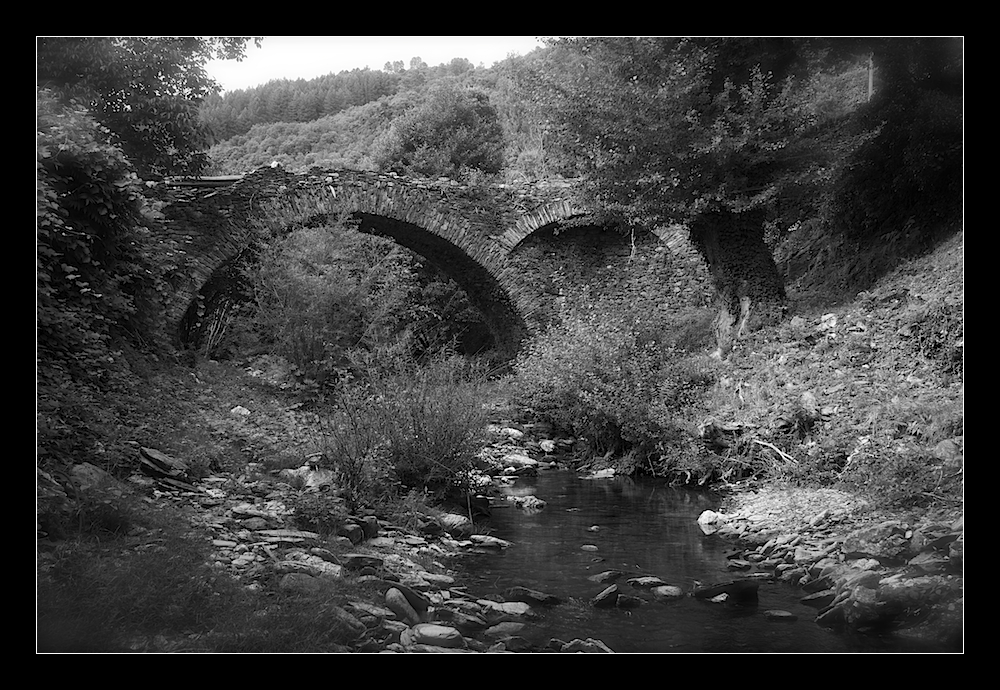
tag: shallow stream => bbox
[453,469,913,653]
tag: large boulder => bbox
[404,623,466,649]
[385,587,422,625]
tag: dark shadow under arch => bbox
[352,212,529,358]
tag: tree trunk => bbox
[688,207,786,356]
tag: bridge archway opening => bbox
[351,212,529,359]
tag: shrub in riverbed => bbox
[319,351,489,506]
[513,298,718,470]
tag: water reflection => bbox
[453,470,886,653]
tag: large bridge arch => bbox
[162,167,542,357]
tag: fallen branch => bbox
[751,438,797,464]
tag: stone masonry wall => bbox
[146,165,715,355]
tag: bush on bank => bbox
[319,350,491,510]
[512,298,738,481]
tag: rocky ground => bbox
[41,411,962,653]
[40,421,623,653]
[696,482,963,651]
[37,231,963,653]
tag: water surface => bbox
[454,469,903,653]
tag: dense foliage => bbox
[200,68,402,141]
[36,90,166,471]
[37,37,257,178]
[37,37,262,475]
[321,353,491,508]
[204,97,404,173]
[514,297,719,475]
[372,81,505,180]
[199,55,482,141]
[823,38,963,248]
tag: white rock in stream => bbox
[470,534,512,548]
[500,453,537,469]
[506,494,547,511]
[697,510,727,535]
[477,600,532,616]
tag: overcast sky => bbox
[204,36,547,92]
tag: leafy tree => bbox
[529,37,823,350]
[37,36,258,178]
[372,81,505,179]
[36,89,170,470]
[821,37,963,248]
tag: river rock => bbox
[617,595,644,609]
[436,512,474,537]
[241,517,270,530]
[908,551,951,574]
[505,586,562,607]
[359,515,380,539]
[693,579,760,604]
[435,608,489,635]
[477,600,532,616]
[652,585,685,599]
[406,623,466,649]
[627,576,668,588]
[485,621,527,638]
[500,427,524,440]
[763,609,798,622]
[801,590,837,609]
[255,528,320,543]
[588,570,625,583]
[507,494,547,511]
[338,523,364,545]
[342,553,384,571]
[69,462,115,491]
[138,446,191,483]
[561,638,615,653]
[842,520,913,564]
[470,534,511,549]
[500,453,537,469]
[386,587,422,625]
[697,510,726,535]
[592,585,619,608]
[347,600,394,620]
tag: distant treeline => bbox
[200,56,490,142]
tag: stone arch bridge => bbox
[149,165,713,356]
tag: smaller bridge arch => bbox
[498,199,594,252]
